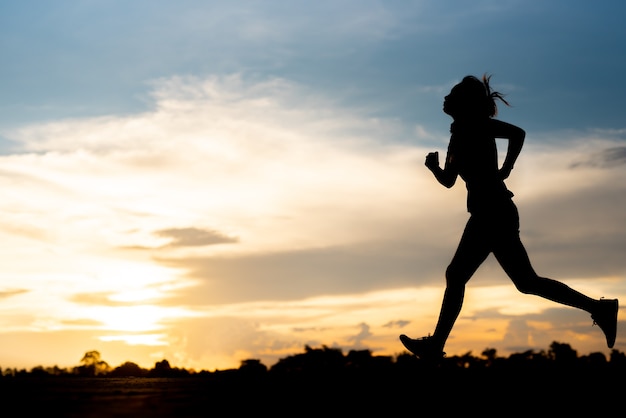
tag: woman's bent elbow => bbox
[442,179,456,188]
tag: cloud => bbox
[345,322,373,349]
[70,292,128,307]
[570,146,626,169]
[382,320,410,329]
[0,288,28,299]
[2,74,430,256]
[501,318,533,351]
[157,239,453,305]
[167,1,401,47]
[154,227,238,248]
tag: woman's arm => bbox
[489,119,525,180]
[425,150,458,188]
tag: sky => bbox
[0,0,625,372]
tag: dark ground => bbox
[0,366,622,417]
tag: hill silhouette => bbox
[1,342,622,416]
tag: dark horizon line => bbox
[2,340,624,378]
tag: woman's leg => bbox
[430,216,491,350]
[400,216,490,358]
[493,234,597,312]
[493,233,618,348]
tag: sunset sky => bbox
[1,1,625,371]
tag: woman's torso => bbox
[448,120,514,214]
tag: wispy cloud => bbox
[570,146,626,169]
[154,227,238,248]
[0,288,28,299]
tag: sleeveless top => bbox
[448,120,514,214]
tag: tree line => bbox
[2,341,625,379]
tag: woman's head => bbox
[443,74,509,120]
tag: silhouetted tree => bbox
[109,361,147,377]
[448,351,484,368]
[506,349,536,368]
[237,359,268,384]
[149,359,191,378]
[75,350,110,376]
[270,345,346,376]
[346,349,393,373]
[239,359,267,374]
[548,341,578,366]
[579,352,608,369]
[49,365,71,376]
[29,366,48,377]
[610,348,626,369]
[149,359,173,377]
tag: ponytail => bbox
[482,74,509,117]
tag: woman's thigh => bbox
[492,233,537,282]
[447,217,492,284]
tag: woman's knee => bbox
[445,264,471,287]
[512,274,543,295]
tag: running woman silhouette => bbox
[400,74,618,362]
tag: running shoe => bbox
[591,298,619,348]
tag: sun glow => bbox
[98,334,169,346]
[88,305,169,333]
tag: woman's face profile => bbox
[443,84,462,116]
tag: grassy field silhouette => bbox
[1,342,622,416]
